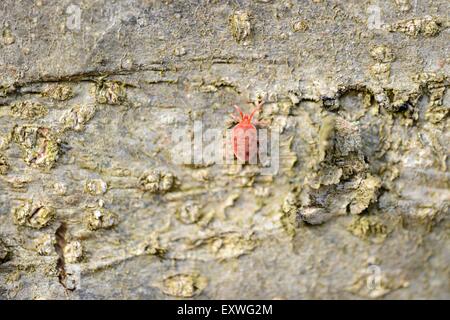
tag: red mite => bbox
[231,101,264,163]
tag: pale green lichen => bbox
[349,174,382,215]
[10,101,48,119]
[370,63,391,81]
[415,73,448,123]
[34,234,56,256]
[161,273,208,298]
[41,84,74,101]
[84,179,108,195]
[12,126,61,170]
[386,16,444,37]
[141,236,167,259]
[370,45,395,63]
[86,208,118,231]
[60,104,96,131]
[280,192,300,237]
[12,200,56,229]
[229,11,252,43]
[139,169,176,193]
[0,153,9,175]
[176,201,203,224]
[348,216,387,241]
[292,20,309,32]
[2,27,15,45]
[92,80,127,105]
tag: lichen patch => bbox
[92,80,127,105]
[41,84,74,101]
[86,208,118,231]
[0,153,9,175]
[229,11,252,43]
[10,101,48,119]
[12,125,61,170]
[12,200,56,229]
[60,104,96,131]
[386,16,445,37]
[161,273,207,298]
[298,116,381,225]
[139,169,176,193]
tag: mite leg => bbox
[233,105,244,119]
[249,100,265,121]
[223,131,237,163]
[229,113,241,123]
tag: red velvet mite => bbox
[230,101,264,163]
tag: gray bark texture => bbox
[0,0,449,299]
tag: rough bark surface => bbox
[0,0,449,299]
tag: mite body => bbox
[231,101,263,163]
